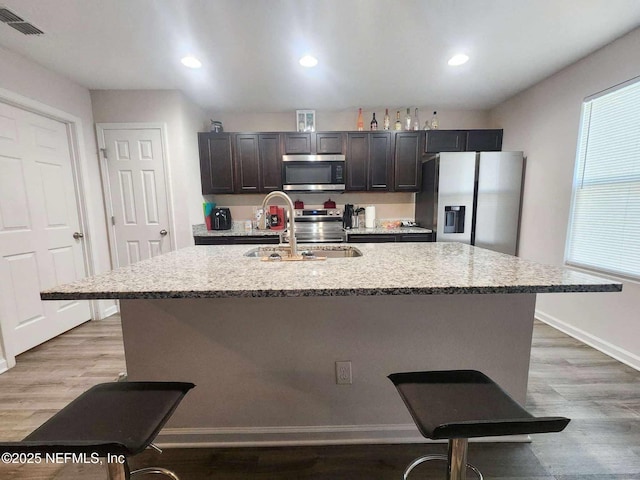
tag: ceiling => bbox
[0,0,639,113]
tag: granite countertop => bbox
[41,243,621,300]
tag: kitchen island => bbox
[41,242,620,446]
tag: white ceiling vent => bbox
[0,6,44,35]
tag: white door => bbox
[0,102,91,356]
[99,126,172,267]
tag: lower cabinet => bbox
[347,233,434,243]
[194,236,280,245]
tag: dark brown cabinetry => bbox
[425,129,503,153]
[316,132,344,154]
[235,134,282,193]
[194,235,280,245]
[347,232,434,243]
[283,133,312,154]
[283,132,345,154]
[394,132,423,191]
[466,129,503,152]
[346,132,392,191]
[198,132,234,194]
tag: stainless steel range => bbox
[290,208,346,243]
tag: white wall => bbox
[90,90,210,247]
[0,46,116,333]
[490,27,640,368]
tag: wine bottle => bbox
[405,108,412,130]
[430,111,439,130]
[357,108,364,131]
[370,113,378,130]
[383,109,390,130]
[413,108,420,131]
[394,111,402,131]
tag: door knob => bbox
[160,229,168,236]
[73,232,84,239]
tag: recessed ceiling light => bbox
[299,55,318,68]
[448,54,469,66]
[181,56,202,69]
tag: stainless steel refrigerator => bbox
[415,151,524,255]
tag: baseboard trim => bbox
[0,358,8,374]
[536,309,640,371]
[156,425,530,448]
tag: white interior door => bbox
[100,126,173,268]
[0,102,91,356]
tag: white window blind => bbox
[566,77,640,279]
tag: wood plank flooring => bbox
[0,316,639,479]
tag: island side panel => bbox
[120,294,536,446]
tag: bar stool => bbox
[0,381,194,480]
[388,370,569,480]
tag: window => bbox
[565,76,640,279]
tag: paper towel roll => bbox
[365,206,376,228]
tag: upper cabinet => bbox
[235,133,282,193]
[425,129,503,153]
[394,132,423,191]
[199,129,500,195]
[198,132,234,194]
[283,132,345,154]
[346,132,394,192]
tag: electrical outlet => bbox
[335,361,352,385]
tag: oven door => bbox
[282,155,345,191]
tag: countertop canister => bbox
[365,206,376,228]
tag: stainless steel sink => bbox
[244,245,363,259]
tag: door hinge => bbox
[111,216,116,225]
[100,147,108,159]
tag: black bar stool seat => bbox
[0,381,194,479]
[389,370,569,480]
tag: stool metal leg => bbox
[130,467,180,479]
[402,439,483,480]
[106,461,129,480]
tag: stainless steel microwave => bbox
[282,154,346,192]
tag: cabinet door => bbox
[369,132,392,190]
[316,132,344,154]
[284,133,312,154]
[398,233,435,242]
[466,129,503,151]
[348,234,397,243]
[235,134,260,192]
[346,133,368,191]
[259,134,282,191]
[425,130,466,153]
[394,132,422,191]
[198,133,234,194]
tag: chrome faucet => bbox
[261,191,297,258]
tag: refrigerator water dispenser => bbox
[444,206,465,233]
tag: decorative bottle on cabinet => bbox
[394,111,402,130]
[405,108,412,130]
[370,113,378,130]
[430,111,439,129]
[383,109,390,130]
[413,108,420,131]
[357,108,364,131]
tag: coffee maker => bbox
[269,205,286,230]
[343,204,354,229]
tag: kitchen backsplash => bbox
[203,192,416,223]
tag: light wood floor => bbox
[1,315,639,479]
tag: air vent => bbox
[0,6,44,35]
[8,22,43,35]
[0,7,23,23]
